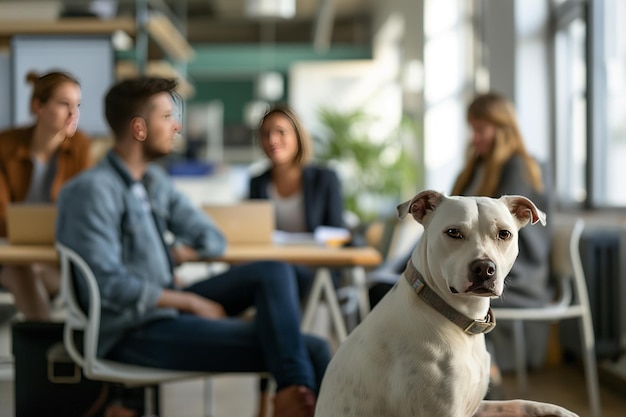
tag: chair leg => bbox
[144,385,156,417]
[579,315,602,417]
[511,319,528,394]
[257,388,270,417]
[204,377,215,417]
[255,375,276,417]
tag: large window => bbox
[554,10,587,205]
[553,0,626,208]
[603,0,626,205]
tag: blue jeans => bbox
[106,261,330,393]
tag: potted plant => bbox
[314,107,422,225]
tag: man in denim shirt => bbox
[56,77,329,417]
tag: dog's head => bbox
[397,190,546,298]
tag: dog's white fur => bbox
[315,190,579,417]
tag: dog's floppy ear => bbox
[397,190,443,224]
[500,195,547,228]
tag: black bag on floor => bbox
[12,321,108,417]
[11,321,150,417]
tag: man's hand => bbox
[187,293,226,319]
[157,289,226,319]
[171,243,199,265]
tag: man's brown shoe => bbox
[273,385,316,417]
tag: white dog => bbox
[315,190,579,417]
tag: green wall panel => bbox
[191,80,256,123]
[118,43,372,125]
[188,43,372,78]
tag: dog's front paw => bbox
[476,400,579,417]
[518,400,579,417]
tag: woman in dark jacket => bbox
[249,105,345,298]
[249,105,345,416]
[250,165,344,234]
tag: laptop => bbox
[202,201,275,245]
[6,203,57,245]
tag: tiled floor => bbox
[1,312,625,417]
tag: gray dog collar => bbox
[404,261,496,335]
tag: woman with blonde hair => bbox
[0,70,92,320]
[451,92,544,197]
[451,92,553,395]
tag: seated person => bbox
[249,105,345,299]
[0,70,91,320]
[451,92,553,396]
[56,77,330,417]
[249,105,346,416]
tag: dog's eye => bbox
[446,228,463,239]
[498,230,512,240]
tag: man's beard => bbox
[143,139,171,161]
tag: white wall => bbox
[422,0,474,193]
[11,35,114,137]
[288,60,389,140]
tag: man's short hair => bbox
[105,77,178,138]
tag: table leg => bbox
[351,266,371,321]
[301,267,348,342]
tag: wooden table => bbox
[0,241,382,341]
[0,243,58,265]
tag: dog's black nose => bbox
[469,259,496,281]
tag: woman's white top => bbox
[25,157,54,203]
[268,184,307,233]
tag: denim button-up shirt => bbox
[56,151,227,356]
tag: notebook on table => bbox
[202,201,275,245]
[6,204,57,245]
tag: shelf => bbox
[0,17,136,36]
[0,15,194,64]
[146,12,195,62]
[116,60,195,99]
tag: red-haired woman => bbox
[0,71,92,320]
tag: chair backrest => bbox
[56,242,102,376]
[56,242,216,390]
[55,244,217,416]
[550,216,585,307]
[366,215,423,263]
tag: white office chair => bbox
[491,217,601,417]
[0,290,16,382]
[0,289,15,306]
[56,242,215,417]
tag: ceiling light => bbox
[256,71,284,102]
[245,0,296,20]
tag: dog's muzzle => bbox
[468,259,498,295]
